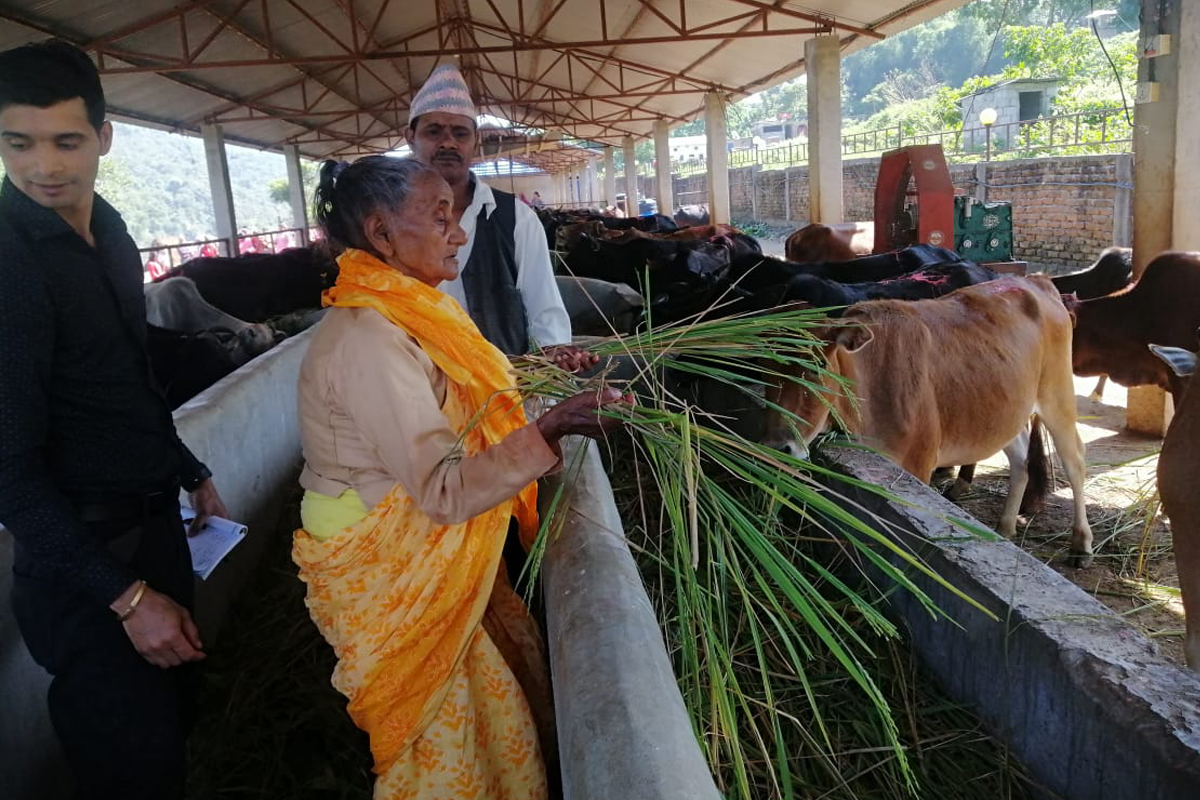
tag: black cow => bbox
[1049,246,1133,299]
[1049,246,1133,400]
[649,258,997,327]
[559,230,761,291]
[674,204,710,227]
[158,246,337,323]
[147,324,248,409]
[724,244,965,296]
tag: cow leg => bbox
[945,464,976,500]
[1176,523,1200,671]
[1037,399,1094,566]
[1088,374,1108,401]
[998,428,1032,538]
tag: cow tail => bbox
[1019,417,1049,515]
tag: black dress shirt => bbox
[0,178,210,604]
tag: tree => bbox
[268,159,319,205]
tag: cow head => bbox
[762,319,874,460]
[235,322,277,358]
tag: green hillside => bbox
[98,121,299,248]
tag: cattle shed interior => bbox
[0,0,972,227]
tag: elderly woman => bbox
[293,156,624,799]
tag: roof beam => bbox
[93,26,831,73]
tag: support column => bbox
[202,123,238,256]
[653,119,674,217]
[623,135,638,215]
[284,144,309,245]
[1127,0,1188,434]
[603,147,617,209]
[805,35,844,224]
[704,92,730,224]
[1173,0,1200,251]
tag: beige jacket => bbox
[297,307,559,525]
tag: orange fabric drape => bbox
[292,248,546,799]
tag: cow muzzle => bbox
[765,437,809,462]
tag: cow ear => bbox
[835,322,874,353]
[1149,344,1198,378]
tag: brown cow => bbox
[1150,339,1200,670]
[1072,252,1200,400]
[785,221,875,263]
[764,275,1093,562]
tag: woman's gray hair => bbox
[313,156,440,252]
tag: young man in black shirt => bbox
[0,40,227,798]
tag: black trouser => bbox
[11,509,197,800]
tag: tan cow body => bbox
[785,221,875,263]
[765,275,1094,560]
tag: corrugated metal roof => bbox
[0,0,971,167]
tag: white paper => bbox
[181,506,248,580]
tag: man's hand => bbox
[541,344,600,374]
[187,478,228,535]
[111,582,206,669]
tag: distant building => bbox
[960,78,1061,150]
[668,135,708,163]
[752,118,806,143]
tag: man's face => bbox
[405,111,477,185]
[0,98,110,215]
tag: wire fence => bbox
[653,107,1132,176]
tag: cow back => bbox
[164,246,337,322]
[829,275,1069,462]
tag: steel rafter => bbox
[0,0,921,162]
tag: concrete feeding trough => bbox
[810,444,1200,800]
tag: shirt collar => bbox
[463,172,496,220]
[0,176,128,244]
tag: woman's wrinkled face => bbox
[379,170,467,286]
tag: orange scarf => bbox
[293,248,540,779]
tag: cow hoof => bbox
[943,479,970,501]
[1066,550,1094,569]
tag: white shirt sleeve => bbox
[512,200,572,348]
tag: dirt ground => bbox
[943,377,1186,667]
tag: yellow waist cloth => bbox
[293,248,549,800]
[300,488,370,540]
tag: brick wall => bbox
[661,153,1133,272]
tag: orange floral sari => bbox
[292,248,550,799]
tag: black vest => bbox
[461,188,530,355]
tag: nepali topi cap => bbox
[408,63,478,126]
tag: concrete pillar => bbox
[653,119,674,217]
[974,162,988,203]
[603,147,617,209]
[623,134,638,214]
[202,123,238,256]
[284,144,309,245]
[805,35,844,224]
[704,92,730,224]
[1127,0,1189,434]
[1173,0,1200,251]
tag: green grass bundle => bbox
[512,309,1007,799]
